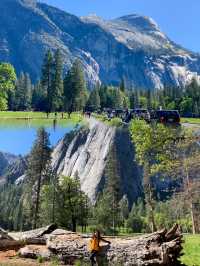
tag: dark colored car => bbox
[154,110,180,123]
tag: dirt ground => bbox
[0,250,52,266]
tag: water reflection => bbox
[0,118,77,155]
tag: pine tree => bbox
[14,72,32,110]
[86,87,101,110]
[52,49,63,111]
[99,85,108,108]
[41,50,54,112]
[26,127,52,229]
[104,141,122,233]
[32,82,47,111]
[119,78,126,92]
[64,59,88,116]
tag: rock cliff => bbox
[0,119,142,205]
[0,152,19,185]
[0,0,200,88]
[52,118,142,205]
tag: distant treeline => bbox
[1,50,200,117]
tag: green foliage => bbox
[130,119,180,175]
[86,87,101,110]
[181,235,200,266]
[0,184,23,231]
[130,119,181,232]
[74,260,90,266]
[127,199,147,233]
[9,72,32,111]
[37,255,45,263]
[0,63,16,110]
[94,142,123,234]
[41,175,90,232]
[64,59,88,114]
[26,127,52,229]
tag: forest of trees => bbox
[1,50,200,235]
[0,120,200,235]
[1,50,200,117]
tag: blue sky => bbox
[41,0,200,53]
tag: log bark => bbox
[2,225,183,265]
[8,224,57,245]
[0,228,22,250]
[46,225,183,265]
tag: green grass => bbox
[0,111,81,120]
[92,113,123,127]
[181,117,200,124]
[180,235,200,266]
[0,112,83,128]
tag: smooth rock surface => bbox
[52,118,142,205]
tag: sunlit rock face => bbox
[0,0,200,88]
[52,119,142,205]
[0,152,19,185]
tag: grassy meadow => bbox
[180,235,200,266]
[0,111,83,128]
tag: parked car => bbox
[154,110,180,124]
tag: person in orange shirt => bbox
[89,230,111,265]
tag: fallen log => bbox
[0,228,22,250]
[8,224,57,245]
[45,224,183,266]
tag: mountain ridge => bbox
[0,0,200,88]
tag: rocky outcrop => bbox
[0,0,200,88]
[0,119,142,205]
[16,224,183,265]
[52,118,142,205]
[0,152,19,186]
[0,152,27,186]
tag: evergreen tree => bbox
[86,87,101,110]
[56,175,88,232]
[32,82,47,111]
[119,195,129,230]
[41,50,54,112]
[104,141,122,233]
[26,127,51,229]
[119,78,126,92]
[64,59,88,116]
[14,72,32,110]
[99,85,108,108]
[52,49,63,111]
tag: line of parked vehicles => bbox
[99,108,181,124]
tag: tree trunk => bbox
[45,224,183,266]
[72,217,76,232]
[33,175,42,229]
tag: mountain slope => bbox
[0,0,200,88]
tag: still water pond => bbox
[0,118,79,155]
